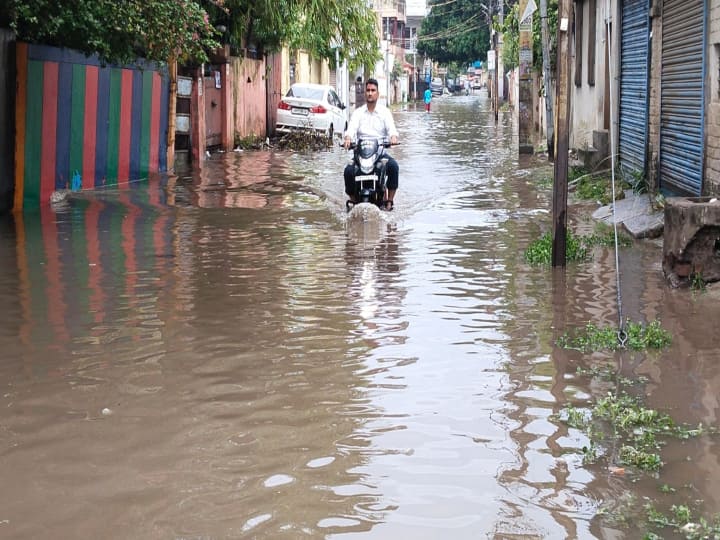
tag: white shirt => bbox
[344,104,399,141]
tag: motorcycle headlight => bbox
[359,156,374,174]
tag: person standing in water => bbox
[423,87,432,112]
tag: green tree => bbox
[417,0,491,65]
[204,0,380,70]
[3,0,379,69]
[495,0,557,72]
[3,0,219,64]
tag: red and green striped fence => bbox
[14,43,169,211]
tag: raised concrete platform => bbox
[663,196,720,287]
[591,190,664,239]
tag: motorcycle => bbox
[343,138,393,212]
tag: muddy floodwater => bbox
[2,94,720,539]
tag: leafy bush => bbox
[557,319,672,352]
[523,230,588,265]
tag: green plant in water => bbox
[624,320,672,350]
[557,319,671,352]
[559,392,711,472]
[690,271,706,293]
[524,231,588,265]
[524,223,633,266]
[584,222,633,248]
[567,364,720,539]
[581,442,598,464]
[535,175,553,188]
[563,404,589,428]
[642,502,720,539]
[620,445,662,471]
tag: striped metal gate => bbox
[618,0,650,178]
[0,30,14,214]
[659,0,707,195]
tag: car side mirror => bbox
[340,103,346,110]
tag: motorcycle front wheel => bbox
[375,168,388,206]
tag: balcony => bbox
[376,0,406,22]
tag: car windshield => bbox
[287,86,324,101]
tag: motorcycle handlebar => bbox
[340,139,397,149]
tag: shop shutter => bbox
[659,0,706,195]
[618,0,650,177]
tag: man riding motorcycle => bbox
[343,78,400,211]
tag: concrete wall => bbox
[570,0,613,156]
[281,49,330,96]
[704,1,720,194]
[0,30,14,214]
[295,51,329,87]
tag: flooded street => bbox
[2,94,720,539]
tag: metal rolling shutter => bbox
[618,0,650,177]
[659,0,706,195]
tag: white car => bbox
[276,83,347,140]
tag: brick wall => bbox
[647,4,663,193]
[705,3,720,194]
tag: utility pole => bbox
[551,0,573,267]
[413,34,417,101]
[492,33,498,123]
[518,0,536,155]
[497,0,504,114]
[540,0,555,161]
[385,18,391,106]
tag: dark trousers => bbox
[344,156,399,196]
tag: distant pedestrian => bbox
[423,87,432,112]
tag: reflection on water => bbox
[1,95,720,539]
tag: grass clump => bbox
[570,166,626,205]
[535,175,553,188]
[524,230,588,265]
[561,366,719,539]
[524,223,632,266]
[559,392,708,473]
[584,222,633,248]
[643,503,720,539]
[690,271,706,293]
[557,319,671,352]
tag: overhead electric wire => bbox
[426,0,462,9]
[416,23,485,42]
[416,13,484,41]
